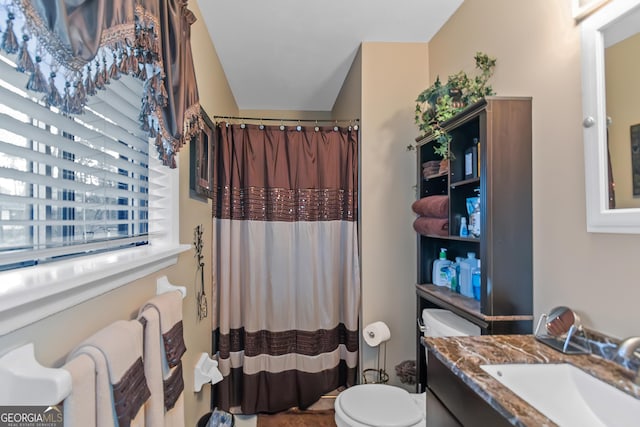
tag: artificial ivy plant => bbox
[414,52,497,158]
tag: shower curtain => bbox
[212,122,360,414]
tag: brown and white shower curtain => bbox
[212,122,360,414]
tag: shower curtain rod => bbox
[213,115,359,124]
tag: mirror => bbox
[545,306,581,337]
[572,0,611,22]
[534,306,590,354]
[581,0,640,233]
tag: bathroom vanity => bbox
[422,335,640,426]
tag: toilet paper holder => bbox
[194,353,223,392]
[363,321,391,384]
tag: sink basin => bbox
[480,363,640,427]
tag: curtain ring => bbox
[280,120,285,131]
[333,121,339,132]
[314,120,319,132]
[296,120,301,132]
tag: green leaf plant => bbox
[414,52,497,158]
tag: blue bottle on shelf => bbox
[459,217,468,237]
[472,260,481,301]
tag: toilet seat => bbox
[335,384,424,427]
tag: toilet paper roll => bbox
[363,321,391,347]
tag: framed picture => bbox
[572,0,611,22]
[631,124,640,197]
[190,108,214,199]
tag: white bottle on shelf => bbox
[459,252,479,298]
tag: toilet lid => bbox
[338,384,423,427]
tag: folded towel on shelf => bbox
[413,216,449,237]
[412,195,449,219]
[68,320,150,427]
[139,290,186,427]
[62,353,96,427]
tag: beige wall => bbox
[0,2,238,426]
[238,110,333,121]
[605,32,640,209]
[333,42,430,387]
[430,0,640,338]
[332,48,362,122]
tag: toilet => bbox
[334,384,426,427]
[335,309,479,427]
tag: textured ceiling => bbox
[196,0,463,111]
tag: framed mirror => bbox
[572,0,612,22]
[581,0,640,233]
[190,108,214,199]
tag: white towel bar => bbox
[0,343,72,405]
[156,275,187,299]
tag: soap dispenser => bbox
[432,248,452,287]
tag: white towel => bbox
[62,353,96,427]
[138,307,165,427]
[141,290,183,337]
[68,320,149,427]
[164,394,184,427]
[139,290,185,427]
[163,362,185,427]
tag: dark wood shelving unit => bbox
[414,97,533,393]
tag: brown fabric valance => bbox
[0,0,201,167]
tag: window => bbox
[0,55,150,270]
[0,53,187,335]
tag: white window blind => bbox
[0,54,156,270]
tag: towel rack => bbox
[0,343,72,405]
[156,276,187,299]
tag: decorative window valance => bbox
[0,0,201,167]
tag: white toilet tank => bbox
[422,308,480,337]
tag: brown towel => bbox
[413,216,449,237]
[412,196,449,219]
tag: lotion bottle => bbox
[432,248,451,287]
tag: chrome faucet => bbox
[617,336,640,385]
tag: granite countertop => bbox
[423,334,640,427]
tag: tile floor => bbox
[231,390,340,427]
[233,414,257,427]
